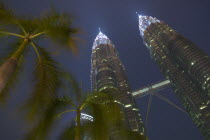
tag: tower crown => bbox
[93,29,112,49]
[138,15,160,36]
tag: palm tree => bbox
[24,74,147,140]
[24,78,119,140]
[25,93,147,140]
[55,74,122,140]
[23,73,113,140]
[0,3,79,117]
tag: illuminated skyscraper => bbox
[91,29,145,135]
[138,15,210,139]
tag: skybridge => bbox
[132,79,171,98]
[132,79,187,128]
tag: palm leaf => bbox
[15,18,38,35]
[59,121,76,140]
[0,3,16,25]
[80,92,114,109]
[88,103,110,140]
[33,9,79,53]
[1,2,80,54]
[113,128,147,140]
[0,2,25,35]
[59,121,99,140]
[0,2,36,34]
[24,98,69,140]
[23,44,62,120]
[80,91,130,140]
[9,8,80,53]
[79,101,124,140]
[61,72,82,103]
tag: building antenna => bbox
[136,12,139,16]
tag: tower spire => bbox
[138,15,210,139]
[136,12,138,16]
[92,28,112,49]
[138,15,160,36]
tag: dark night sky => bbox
[0,0,210,140]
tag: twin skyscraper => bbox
[90,15,210,139]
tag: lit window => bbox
[101,59,107,62]
[125,104,132,108]
[113,100,124,106]
[200,105,207,110]
[132,108,139,111]
[162,56,166,59]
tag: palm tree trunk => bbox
[75,109,81,140]
[0,39,29,92]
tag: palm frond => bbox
[16,18,40,35]
[58,95,77,108]
[24,98,69,140]
[88,103,110,140]
[55,109,76,119]
[0,2,16,25]
[80,92,114,109]
[23,44,62,120]
[80,91,129,139]
[78,101,124,140]
[0,29,9,37]
[58,121,76,140]
[0,2,36,34]
[34,9,80,53]
[61,72,82,103]
[113,128,147,140]
[0,2,24,34]
[1,2,80,51]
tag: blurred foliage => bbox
[0,39,25,102]
[24,73,147,140]
[0,2,80,121]
[22,45,62,121]
[0,2,147,140]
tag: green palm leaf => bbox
[36,9,79,51]
[1,2,80,54]
[113,128,147,140]
[61,72,83,104]
[0,3,16,25]
[24,98,70,140]
[13,9,80,53]
[23,44,62,120]
[59,121,76,140]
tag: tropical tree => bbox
[24,74,147,140]
[24,73,118,140]
[54,74,123,140]
[0,3,79,117]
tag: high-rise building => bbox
[91,30,145,135]
[138,15,210,139]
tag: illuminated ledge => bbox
[132,79,171,98]
[81,113,93,122]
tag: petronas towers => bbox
[138,15,210,139]
[89,15,210,139]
